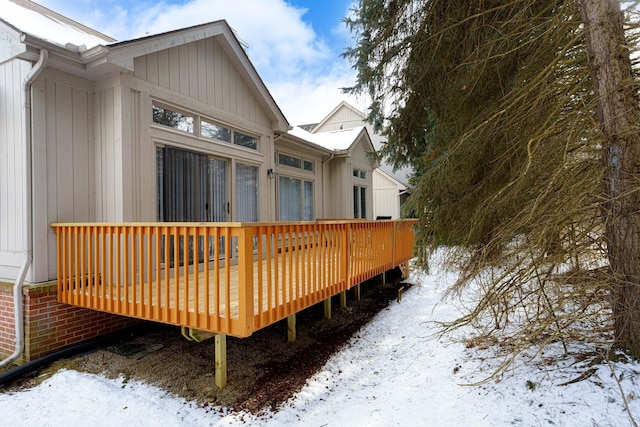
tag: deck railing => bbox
[51,219,416,338]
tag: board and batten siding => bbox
[133,38,271,129]
[30,71,96,283]
[314,106,364,133]
[372,169,401,220]
[0,58,30,281]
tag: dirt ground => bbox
[0,271,409,415]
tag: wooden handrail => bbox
[51,220,417,337]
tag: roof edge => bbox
[10,0,115,43]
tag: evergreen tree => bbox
[345,0,640,365]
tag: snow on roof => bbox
[289,125,367,151]
[0,0,113,51]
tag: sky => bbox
[1,255,639,426]
[34,0,364,126]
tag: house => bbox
[288,126,377,219]
[373,168,409,220]
[0,0,414,385]
[302,101,413,219]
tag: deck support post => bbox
[400,261,410,279]
[340,291,347,308]
[215,334,227,389]
[354,283,361,301]
[288,314,296,342]
[324,298,331,319]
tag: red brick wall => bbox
[0,286,15,359]
[1,283,138,363]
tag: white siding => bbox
[94,80,119,221]
[31,71,96,282]
[134,38,270,128]
[0,58,29,280]
[373,169,401,220]
[314,105,365,133]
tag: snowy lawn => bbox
[1,261,638,426]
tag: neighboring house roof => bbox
[297,123,318,132]
[0,0,289,133]
[374,168,408,192]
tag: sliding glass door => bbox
[157,146,236,263]
[157,146,260,260]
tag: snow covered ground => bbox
[1,260,639,427]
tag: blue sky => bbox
[35,0,363,125]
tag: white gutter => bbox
[0,48,48,369]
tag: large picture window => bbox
[279,176,314,221]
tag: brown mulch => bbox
[0,270,409,414]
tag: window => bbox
[153,102,259,149]
[353,168,366,179]
[278,152,315,172]
[157,146,229,264]
[157,146,203,222]
[303,160,314,172]
[201,120,231,143]
[234,131,258,150]
[279,176,314,221]
[153,105,194,133]
[236,163,258,222]
[303,181,314,221]
[278,153,302,169]
[353,185,367,219]
[201,120,258,150]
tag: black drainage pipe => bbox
[0,325,145,387]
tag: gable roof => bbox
[1,0,289,133]
[289,125,377,163]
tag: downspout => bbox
[0,48,48,369]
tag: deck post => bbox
[324,298,331,319]
[288,314,296,342]
[354,283,361,301]
[340,291,347,308]
[400,261,410,279]
[237,227,255,337]
[215,334,227,388]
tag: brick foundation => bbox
[0,282,137,363]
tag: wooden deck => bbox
[52,220,416,339]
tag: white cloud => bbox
[269,63,366,126]
[37,0,355,125]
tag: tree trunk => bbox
[580,0,640,358]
